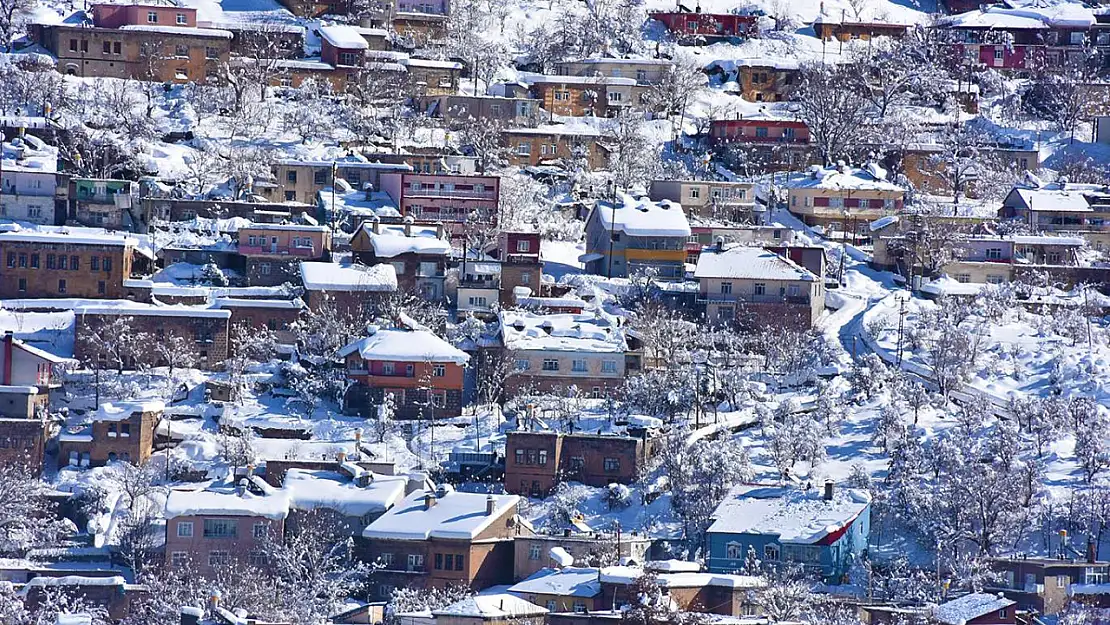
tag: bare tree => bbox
[0,0,36,53]
[791,62,868,165]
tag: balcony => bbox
[715,134,809,145]
[239,244,318,257]
[698,292,811,306]
[404,187,497,201]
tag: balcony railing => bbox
[239,244,318,257]
[404,187,497,200]
[698,292,811,305]
[714,134,809,145]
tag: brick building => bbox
[58,400,163,468]
[504,431,651,496]
[491,231,543,307]
[237,223,332,286]
[299,261,397,314]
[709,117,815,173]
[0,418,50,474]
[693,244,825,329]
[349,219,451,301]
[164,478,288,577]
[212,297,305,344]
[74,304,232,369]
[264,157,410,206]
[35,3,231,82]
[985,555,1110,616]
[0,227,154,299]
[359,485,524,595]
[648,11,758,43]
[502,126,610,170]
[339,326,469,419]
[511,534,652,582]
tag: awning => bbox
[578,252,603,263]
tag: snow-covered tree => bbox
[0,462,69,555]
[607,109,658,192]
[791,63,868,165]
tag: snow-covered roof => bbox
[91,400,164,422]
[598,566,765,589]
[299,261,397,292]
[694,245,817,282]
[524,73,637,86]
[592,193,691,238]
[967,234,1086,247]
[784,164,904,193]
[356,223,451,258]
[281,468,407,517]
[337,326,470,364]
[946,1,1094,29]
[212,297,306,310]
[933,593,1016,625]
[275,156,410,170]
[239,223,329,232]
[943,7,1048,29]
[74,303,232,319]
[500,310,628,354]
[503,124,604,138]
[318,24,369,49]
[1010,186,1092,213]
[362,487,518,540]
[402,57,463,70]
[1,136,58,175]
[433,594,547,618]
[0,225,144,248]
[165,485,289,520]
[706,484,871,544]
[508,567,602,598]
[118,24,233,37]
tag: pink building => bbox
[238,223,332,287]
[91,3,197,28]
[379,173,500,236]
[708,118,810,147]
[164,480,288,577]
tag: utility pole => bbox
[896,295,907,366]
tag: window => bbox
[338,52,361,66]
[607,91,623,103]
[603,457,620,472]
[17,279,26,293]
[636,69,647,81]
[754,282,765,296]
[5,253,12,268]
[177,521,194,537]
[994,48,1004,61]
[113,41,121,54]
[58,279,66,294]
[208,551,231,567]
[379,553,394,567]
[788,284,800,297]
[755,126,769,138]
[379,584,395,598]
[720,281,732,295]
[175,68,188,80]
[80,39,88,53]
[314,169,329,185]
[571,359,587,372]
[455,555,464,571]
[515,358,530,371]
[432,364,446,377]
[431,392,446,408]
[103,257,112,272]
[69,38,77,52]
[286,170,298,183]
[516,239,531,252]
[515,449,524,464]
[253,522,267,538]
[147,10,158,22]
[382,362,395,375]
[435,553,443,570]
[203,519,237,538]
[574,603,587,614]
[725,542,743,559]
[175,44,189,57]
[521,271,532,284]
[171,552,188,568]
[70,255,79,270]
[955,274,971,284]
[259,262,271,275]
[119,423,131,437]
[542,358,559,371]
[248,551,268,567]
[546,600,557,611]
[601,360,617,374]
[538,449,548,465]
[529,544,542,560]
[177,12,187,24]
[553,90,570,101]
[516,142,531,155]
[407,554,424,571]
[690,187,700,199]
[17,254,25,268]
[987,275,1005,285]
[284,191,296,201]
[526,449,537,465]
[103,41,111,54]
[1057,575,1068,588]
[764,544,780,561]
[90,256,99,271]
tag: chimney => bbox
[1088,537,1098,564]
[424,493,436,509]
[436,222,446,239]
[823,480,834,501]
[371,216,381,234]
[337,450,347,462]
[715,236,724,252]
[3,331,13,386]
[208,590,221,614]
[354,428,363,453]
[237,478,248,497]
[404,215,414,237]
[486,494,495,515]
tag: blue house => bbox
[705,482,871,583]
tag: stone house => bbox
[648,179,756,221]
[503,430,652,497]
[0,417,50,474]
[35,3,231,82]
[58,400,163,468]
[0,133,60,225]
[299,260,397,314]
[212,297,305,344]
[491,231,543,307]
[74,304,232,369]
[511,535,652,582]
[339,326,469,419]
[0,227,154,299]
[360,485,524,595]
[265,157,411,205]
[525,75,643,118]
[430,95,540,129]
[709,117,815,173]
[985,554,1109,616]
[502,126,611,170]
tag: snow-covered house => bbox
[338,325,469,419]
[498,309,638,397]
[0,134,58,225]
[704,482,871,584]
[280,467,409,535]
[693,244,824,328]
[298,260,397,313]
[597,563,765,617]
[1000,181,1110,250]
[582,194,691,280]
[648,179,756,222]
[784,164,906,236]
[648,10,758,44]
[508,567,603,613]
[987,555,1110,616]
[164,478,289,577]
[360,484,525,594]
[512,535,652,582]
[349,218,451,301]
[57,400,163,469]
[504,430,654,497]
[938,3,1095,71]
[433,594,547,625]
[73,303,233,368]
[237,223,332,287]
[708,115,815,173]
[22,575,144,622]
[940,234,1086,285]
[266,156,411,206]
[932,592,1017,625]
[378,172,500,237]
